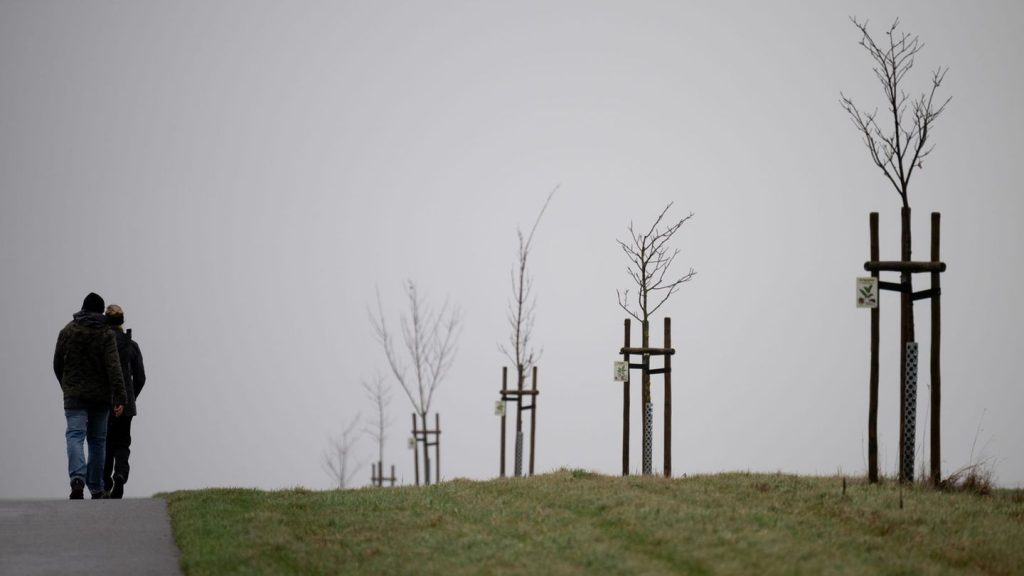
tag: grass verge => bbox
[162,470,1024,575]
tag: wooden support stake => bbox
[421,413,431,485]
[412,414,420,487]
[500,367,507,478]
[930,212,942,486]
[869,212,880,484]
[663,317,672,478]
[530,365,537,476]
[623,318,631,476]
[641,320,651,476]
[435,413,441,483]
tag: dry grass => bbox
[940,461,996,495]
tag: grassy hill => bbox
[163,470,1024,575]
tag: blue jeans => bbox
[65,407,109,494]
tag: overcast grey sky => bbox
[2,1,1022,498]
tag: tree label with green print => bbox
[613,361,629,382]
[857,277,878,309]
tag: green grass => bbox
[162,470,1024,575]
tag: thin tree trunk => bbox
[515,365,524,477]
[899,207,917,482]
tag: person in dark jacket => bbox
[53,292,127,499]
[102,304,146,499]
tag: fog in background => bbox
[2,1,1022,498]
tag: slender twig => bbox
[323,415,365,489]
[370,282,461,419]
[617,203,696,324]
[362,373,392,473]
[840,17,950,208]
[500,185,558,387]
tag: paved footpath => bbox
[0,498,182,575]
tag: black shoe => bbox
[69,478,85,500]
[111,474,126,499]
[90,490,108,499]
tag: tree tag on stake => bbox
[613,361,629,382]
[856,277,878,308]
[494,400,506,417]
[408,437,415,450]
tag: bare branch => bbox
[370,287,418,413]
[502,186,557,387]
[616,204,696,324]
[323,415,365,489]
[372,281,461,419]
[841,17,950,207]
[617,288,642,322]
[425,300,461,412]
[362,373,392,467]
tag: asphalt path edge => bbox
[0,498,183,575]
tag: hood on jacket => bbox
[72,310,109,330]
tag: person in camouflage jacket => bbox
[53,292,127,499]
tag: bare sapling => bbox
[371,281,460,485]
[500,186,557,477]
[363,373,393,486]
[617,203,695,475]
[841,17,950,484]
[323,416,365,489]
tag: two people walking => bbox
[54,292,147,499]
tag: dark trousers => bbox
[103,413,133,491]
